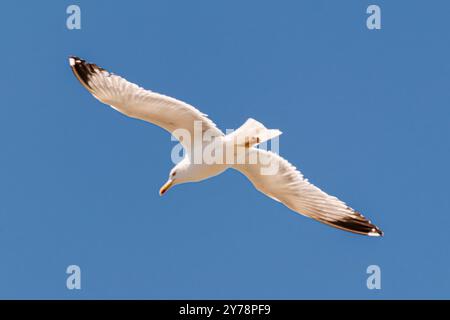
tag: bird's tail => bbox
[227,118,282,148]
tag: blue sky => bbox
[0,0,449,299]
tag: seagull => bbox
[69,56,383,237]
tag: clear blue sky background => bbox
[0,0,449,299]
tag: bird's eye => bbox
[171,171,176,177]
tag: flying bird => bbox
[69,56,383,237]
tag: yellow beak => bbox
[159,179,174,196]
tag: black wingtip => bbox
[325,209,384,237]
[69,56,88,86]
[354,210,384,237]
[68,56,100,91]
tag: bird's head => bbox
[159,160,191,196]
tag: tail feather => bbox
[228,118,282,148]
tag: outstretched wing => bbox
[69,56,223,152]
[233,149,383,236]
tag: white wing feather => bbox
[69,56,223,153]
[233,149,383,236]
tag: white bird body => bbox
[172,157,229,184]
[69,56,383,237]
